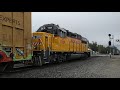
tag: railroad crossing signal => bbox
[108,34,111,37]
[108,41,111,46]
[116,39,120,42]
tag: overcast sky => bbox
[32,12,120,49]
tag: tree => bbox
[88,41,120,54]
[89,41,98,52]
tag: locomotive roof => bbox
[82,37,89,42]
[36,23,89,42]
[59,28,67,33]
[37,23,67,33]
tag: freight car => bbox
[0,12,32,72]
[32,24,90,66]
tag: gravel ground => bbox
[0,55,120,78]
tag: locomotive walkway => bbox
[1,55,120,78]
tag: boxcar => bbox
[0,12,32,71]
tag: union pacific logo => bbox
[60,39,65,44]
[71,39,75,43]
[0,15,20,25]
[71,39,80,44]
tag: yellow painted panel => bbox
[0,25,13,46]
[0,12,32,60]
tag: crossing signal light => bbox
[108,34,111,37]
[108,41,111,46]
[116,39,120,42]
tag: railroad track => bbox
[0,63,53,75]
[0,65,36,75]
[0,56,100,75]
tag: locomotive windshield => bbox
[40,26,45,30]
[47,26,53,29]
[36,24,67,38]
[37,24,55,33]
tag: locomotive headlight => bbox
[34,46,37,49]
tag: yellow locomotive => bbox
[32,24,90,66]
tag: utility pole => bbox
[108,34,112,58]
[116,39,120,43]
[116,39,120,55]
[112,35,114,55]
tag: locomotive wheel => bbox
[57,55,64,63]
[58,58,63,63]
[83,53,88,59]
[88,52,91,57]
[66,54,71,61]
[63,55,67,62]
[38,56,42,66]
[33,57,36,66]
[33,56,42,66]
[48,55,57,63]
